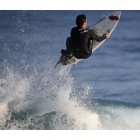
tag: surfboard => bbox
[55,11,121,68]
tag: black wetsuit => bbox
[70,26,106,59]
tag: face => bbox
[82,19,87,28]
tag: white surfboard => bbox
[91,11,121,53]
[55,11,121,68]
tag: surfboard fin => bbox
[54,61,61,69]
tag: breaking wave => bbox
[0,59,140,130]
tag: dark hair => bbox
[76,14,87,27]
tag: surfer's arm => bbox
[89,30,106,42]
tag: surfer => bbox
[61,14,111,59]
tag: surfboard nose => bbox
[113,11,121,18]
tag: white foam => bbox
[1,60,140,130]
[0,66,31,125]
[0,103,8,126]
[57,85,99,129]
[37,64,100,129]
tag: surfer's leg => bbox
[66,37,72,53]
[61,37,72,55]
[61,37,72,54]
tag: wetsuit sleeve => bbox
[89,30,106,42]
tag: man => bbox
[62,14,110,59]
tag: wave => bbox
[0,60,99,130]
[0,59,140,130]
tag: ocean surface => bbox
[0,10,140,130]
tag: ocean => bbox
[0,10,140,130]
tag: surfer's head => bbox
[76,14,87,28]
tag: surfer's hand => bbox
[106,33,111,39]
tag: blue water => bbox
[0,10,140,130]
